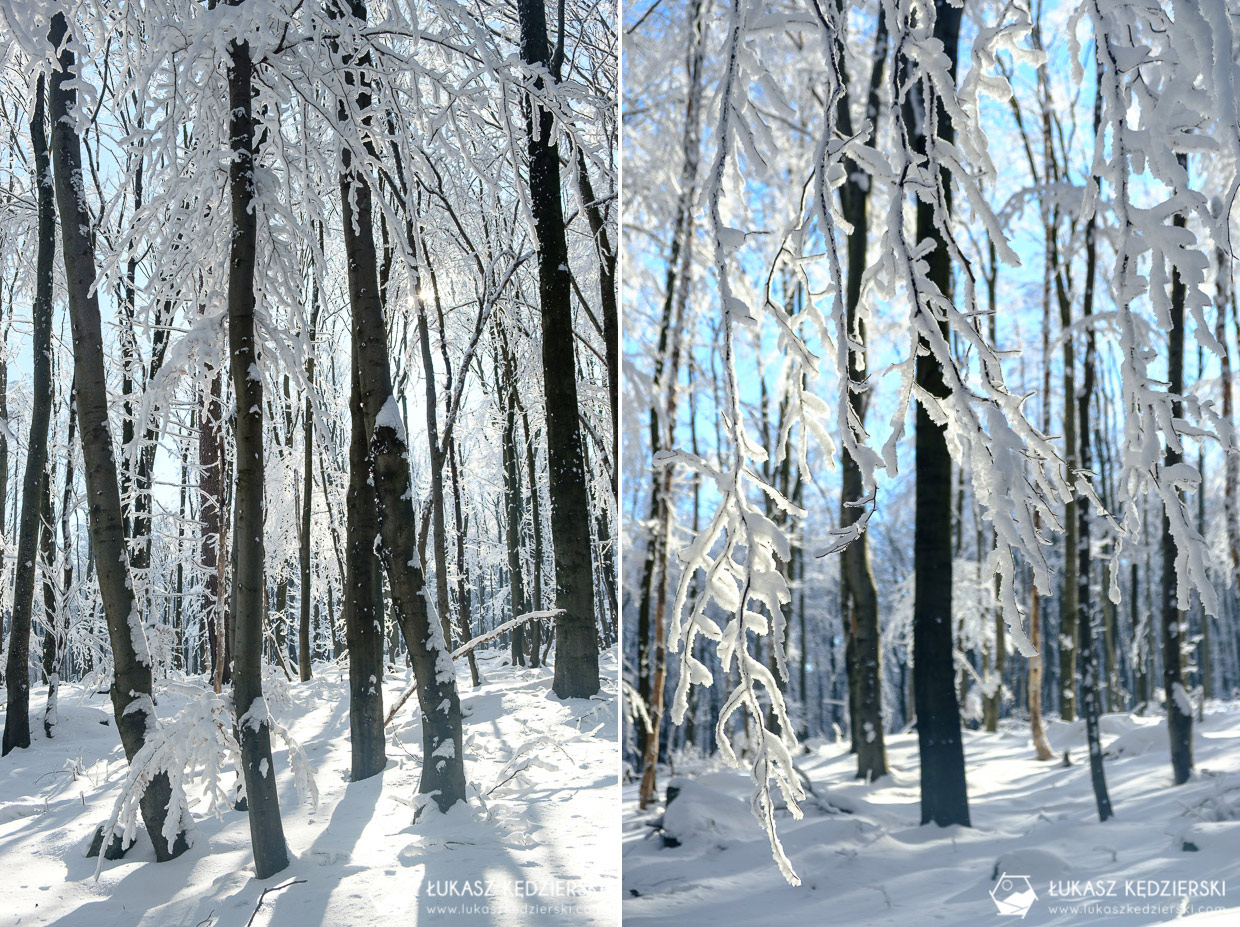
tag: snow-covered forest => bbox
[0,0,617,922]
[623,0,1240,923]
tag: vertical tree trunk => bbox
[334,0,467,808]
[430,272,479,684]
[498,342,529,666]
[226,24,289,879]
[45,398,75,737]
[415,289,456,652]
[3,74,56,755]
[908,0,969,828]
[634,0,706,750]
[1162,157,1193,785]
[200,371,229,691]
[49,11,188,859]
[516,0,599,698]
[344,329,386,781]
[573,147,618,627]
[520,402,546,667]
[1077,164,1112,819]
[1029,200,1054,760]
[835,0,889,780]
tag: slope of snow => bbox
[3,648,619,926]
[624,702,1240,926]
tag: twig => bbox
[246,879,307,927]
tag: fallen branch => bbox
[451,610,564,660]
[383,610,564,728]
[246,878,307,927]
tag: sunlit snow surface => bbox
[625,703,1240,926]
[3,648,619,925]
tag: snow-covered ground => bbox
[3,648,619,926]
[624,703,1240,926]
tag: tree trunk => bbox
[1077,165,1112,820]
[335,0,466,808]
[344,324,386,781]
[45,398,75,737]
[836,1,888,779]
[1162,156,1193,786]
[415,289,456,652]
[226,25,289,879]
[517,0,599,698]
[908,0,969,828]
[520,401,546,667]
[3,74,56,755]
[573,147,618,628]
[499,342,529,667]
[49,12,188,859]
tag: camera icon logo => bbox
[990,873,1038,918]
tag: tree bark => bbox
[908,0,970,828]
[45,398,75,737]
[3,74,56,755]
[835,0,888,780]
[344,324,386,781]
[498,342,530,667]
[226,24,289,879]
[49,12,188,859]
[335,0,467,808]
[1077,151,1112,819]
[1162,155,1193,786]
[516,0,599,698]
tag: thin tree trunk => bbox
[3,74,56,755]
[415,287,456,652]
[1077,150,1112,819]
[45,398,75,737]
[573,147,618,627]
[50,12,188,859]
[499,343,529,666]
[835,1,888,779]
[517,0,599,698]
[1162,155,1193,785]
[520,400,546,667]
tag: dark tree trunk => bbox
[49,12,188,859]
[1162,156,1193,786]
[344,328,386,781]
[573,147,618,628]
[226,25,289,879]
[334,0,466,808]
[520,400,546,667]
[299,229,324,682]
[299,381,314,681]
[3,74,55,755]
[516,0,599,698]
[835,0,888,781]
[498,342,529,666]
[1077,139,1112,819]
[907,0,970,828]
[633,0,705,752]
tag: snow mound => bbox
[662,778,755,846]
[988,846,1072,881]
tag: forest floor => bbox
[2,647,618,926]
[624,701,1240,926]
